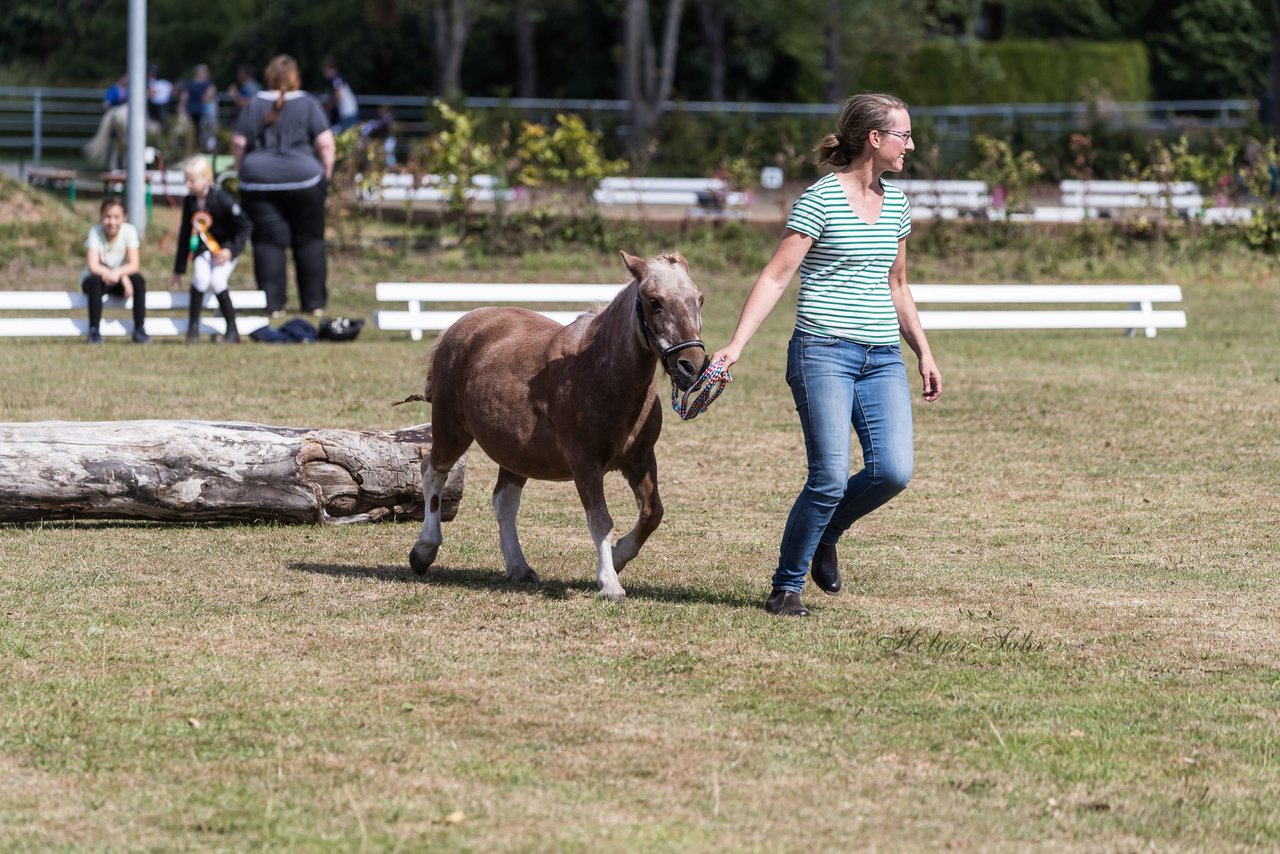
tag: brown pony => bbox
[409,251,708,600]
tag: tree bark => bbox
[0,421,464,525]
[515,0,539,99]
[698,0,725,102]
[1271,28,1280,134]
[434,0,486,98]
[824,0,844,104]
[623,0,687,156]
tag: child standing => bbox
[82,196,148,344]
[169,156,253,343]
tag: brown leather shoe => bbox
[764,589,809,617]
[810,542,842,595]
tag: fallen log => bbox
[0,420,464,525]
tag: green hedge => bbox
[859,39,1150,106]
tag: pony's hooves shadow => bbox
[289,561,493,587]
[288,562,758,608]
[289,561,580,597]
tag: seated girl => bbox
[82,196,147,344]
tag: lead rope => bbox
[671,357,733,421]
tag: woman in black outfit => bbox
[231,55,335,316]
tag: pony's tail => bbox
[422,342,438,403]
[389,353,435,407]
[392,347,436,407]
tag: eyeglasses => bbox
[880,129,912,142]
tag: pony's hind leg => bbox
[493,467,538,584]
[612,449,664,573]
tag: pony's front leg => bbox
[613,449,664,573]
[493,467,538,584]
[571,467,625,601]
[409,461,452,575]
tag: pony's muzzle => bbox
[669,348,709,391]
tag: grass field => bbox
[1,196,1278,850]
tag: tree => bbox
[514,0,539,98]
[621,0,687,155]
[823,0,843,103]
[697,0,726,101]
[1148,0,1269,100]
[434,0,488,97]
[1258,0,1280,132]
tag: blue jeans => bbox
[774,333,914,593]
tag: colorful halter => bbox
[671,357,732,421]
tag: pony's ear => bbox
[620,251,649,281]
[670,251,689,272]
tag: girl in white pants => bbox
[169,156,254,343]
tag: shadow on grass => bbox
[1,519,286,530]
[289,561,761,609]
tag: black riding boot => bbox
[215,290,240,343]
[186,287,202,343]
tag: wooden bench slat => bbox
[375,310,589,331]
[918,310,1186,330]
[376,283,624,302]
[1060,180,1200,194]
[892,179,990,192]
[0,317,272,337]
[0,289,271,339]
[0,291,267,311]
[592,190,752,206]
[910,284,1182,303]
[598,178,729,191]
[373,281,1187,340]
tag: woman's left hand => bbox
[919,355,942,402]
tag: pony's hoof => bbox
[598,589,627,603]
[408,543,438,575]
[508,567,540,585]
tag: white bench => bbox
[912,284,1185,337]
[1055,180,1204,219]
[891,179,992,220]
[375,282,626,340]
[592,177,750,216]
[101,169,191,198]
[0,290,270,338]
[359,173,516,203]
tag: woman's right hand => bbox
[709,344,742,371]
[167,273,182,290]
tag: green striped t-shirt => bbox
[785,173,912,345]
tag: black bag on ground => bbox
[319,316,365,342]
